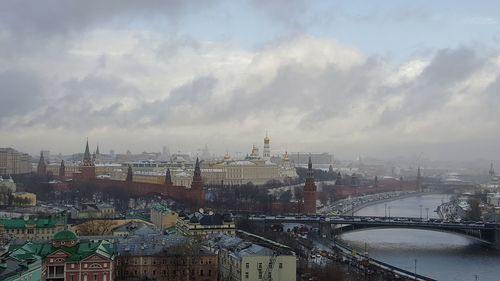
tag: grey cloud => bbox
[0,70,44,118]
[378,47,487,126]
[0,0,217,36]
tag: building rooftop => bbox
[0,215,67,229]
[209,234,273,258]
[53,230,77,241]
[150,204,175,215]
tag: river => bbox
[339,194,500,281]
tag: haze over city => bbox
[1,1,500,160]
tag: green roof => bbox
[151,204,175,215]
[0,216,67,229]
[53,230,77,241]
[8,240,114,262]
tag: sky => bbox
[1,0,500,161]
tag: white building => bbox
[0,148,32,176]
[209,234,296,281]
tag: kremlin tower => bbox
[81,139,96,180]
[59,160,65,178]
[37,151,47,176]
[190,157,205,207]
[165,168,173,186]
[303,156,317,214]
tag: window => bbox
[268,272,272,278]
[70,274,75,281]
[93,274,98,281]
[200,269,204,276]
[258,271,262,279]
[245,272,249,279]
[246,262,249,269]
[258,263,262,269]
[71,264,75,269]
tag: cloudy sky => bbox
[1,0,500,160]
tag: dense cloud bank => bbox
[1,1,499,159]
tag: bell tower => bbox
[263,132,271,161]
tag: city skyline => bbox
[2,1,500,160]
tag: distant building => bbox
[289,152,333,165]
[0,215,67,241]
[150,204,178,231]
[176,211,235,238]
[0,148,31,176]
[209,234,296,281]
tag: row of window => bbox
[118,257,214,266]
[123,268,212,277]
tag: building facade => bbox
[115,234,218,281]
[150,204,179,231]
[210,235,296,281]
[8,230,115,281]
[0,148,32,176]
[176,212,235,238]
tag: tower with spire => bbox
[37,151,47,176]
[80,139,96,180]
[263,132,271,161]
[59,160,65,178]
[126,165,133,182]
[303,156,317,214]
[489,162,495,178]
[165,168,173,186]
[190,157,204,207]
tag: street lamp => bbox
[384,203,387,218]
[419,205,423,220]
[426,208,429,221]
[388,206,391,218]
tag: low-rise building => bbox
[0,215,67,241]
[8,230,115,281]
[150,204,178,231]
[176,211,235,238]
[209,234,296,281]
[115,233,218,281]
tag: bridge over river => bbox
[248,215,500,248]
